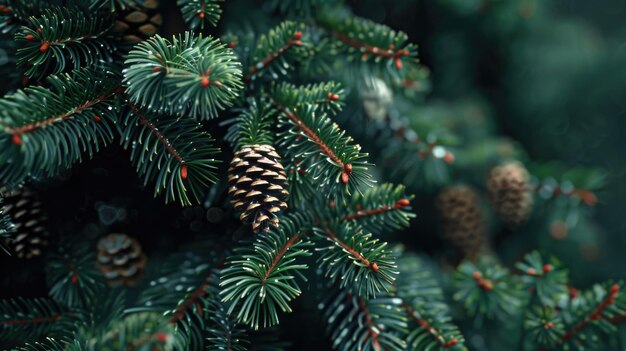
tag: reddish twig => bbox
[330,31,409,69]
[472,271,494,291]
[552,284,620,348]
[278,107,353,183]
[0,313,61,326]
[355,295,382,351]
[5,86,122,142]
[519,264,554,278]
[262,233,304,283]
[341,199,410,222]
[324,227,379,271]
[128,104,188,179]
[168,279,210,324]
[403,302,459,349]
[245,31,303,82]
[152,55,223,89]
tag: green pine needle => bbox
[220,214,313,330]
[223,98,276,151]
[123,32,243,120]
[320,287,407,351]
[177,0,223,30]
[0,67,121,186]
[15,7,117,78]
[314,223,397,298]
[119,106,221,206]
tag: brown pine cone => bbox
[228,145,289,233]
[0,187,49,259]
[437,185,487,260]
[487,162,533,227]
[113,0,161,43]
[96,233,147,287]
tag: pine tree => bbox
[0,1,624,350]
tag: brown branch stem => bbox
[128,104,185,166]
[262,233,304,283]
[403,302,459,348]
[323,226,378,271]
[245,31,303,82]
[4,86,122,137]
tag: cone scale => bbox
[228,144,289,233]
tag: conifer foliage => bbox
[0,1,623,351]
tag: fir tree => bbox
[0,1,624,350]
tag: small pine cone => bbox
[0,187,49,259]
[113,0,161,42]
[487,162,533,227]
[228,145,289,233]
[96,233,147,287]
[437,185,487,260]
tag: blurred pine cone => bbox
[0,187,49,259]
[96,233,147,286]
[487,162,533,227]
[113,0,161,43]
[228,145,289,233]
[437,184,486,260]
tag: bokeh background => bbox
[1,0,625,349]
[349,0,626,284]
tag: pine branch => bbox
[204,274,251,351]
[223,98,276,151]
[315,224,397,298]
[516,251,568,306]
[93,312,175,350]
[321,288,407,351]
[15,337,83,351]
[281,107,345,167]
[177,0,223,30]
[525,307,565,349]
[129,249,224,350]
[166,274,212,349]
[267,94,373,200]
[403,303,462,350]
[46,239,106,308]
[396,252,465,351]
[0,67,121,186]
[15,7,117,78]
[315,11,418,83]
[0,297,76,346]
[119,105,220,206]
[270,81,345,115]
[242,21,308,82]
[285,162,317,205]
[123,32,243,120]
[220,214,313,329]
[331,30,410,69]
[168,278,211,324]
[326,183,414,234]
[453,257,523,324]
[549,283,624,350]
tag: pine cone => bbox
[228,145,289,233]
[96,233,147,287]
[487,162,533,227]
[437,185,486,260]
[113,0,161,43]
[0,187,49,259]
